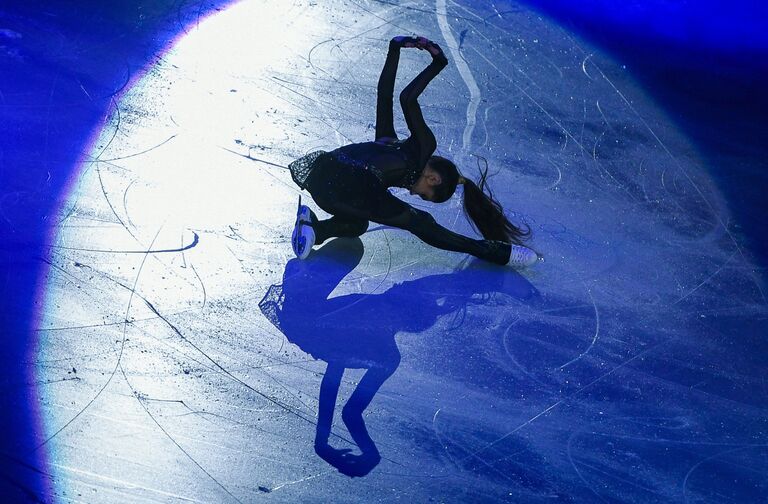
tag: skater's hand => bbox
[391,35,420,48]
[423,40,448,66]
[424,40,444,57]
[411,36,448,65]
[412,36,429,49]
[390,36,448,65]
[391,35,433,49]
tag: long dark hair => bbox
[428,155,531,245]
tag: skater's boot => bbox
[508,244,540,268]
[291,197,317,259]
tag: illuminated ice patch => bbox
[36,0,765,501]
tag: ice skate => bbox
[291,196,316,260]
[509,244,540,268]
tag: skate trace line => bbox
[36,225,164,450]
[461,337,670,462]
[558,287,600,370]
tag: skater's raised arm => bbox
[375,37,419,142]
[400,41,449,168]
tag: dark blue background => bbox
[1,0,765,500]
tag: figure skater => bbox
[288,36,539,267]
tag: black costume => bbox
[289,39,511,265]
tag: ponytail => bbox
[427,154,531,245]
[461,156,530,245]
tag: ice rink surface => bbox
[3,0,768,502]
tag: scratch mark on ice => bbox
[559,287,600,369]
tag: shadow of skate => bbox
[259,238,536,477]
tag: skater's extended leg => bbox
[374,39,403,142]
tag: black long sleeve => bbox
[376,39,448,167]
[399,55,448,173]
[374,41,401,141]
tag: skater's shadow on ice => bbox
[259,238,536,477]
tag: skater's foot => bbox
[509,244,540,268]
[291,197,317,260]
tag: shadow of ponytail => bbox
[462,156,531,245]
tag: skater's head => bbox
[421,155,532,246]
[410,156,459,203]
